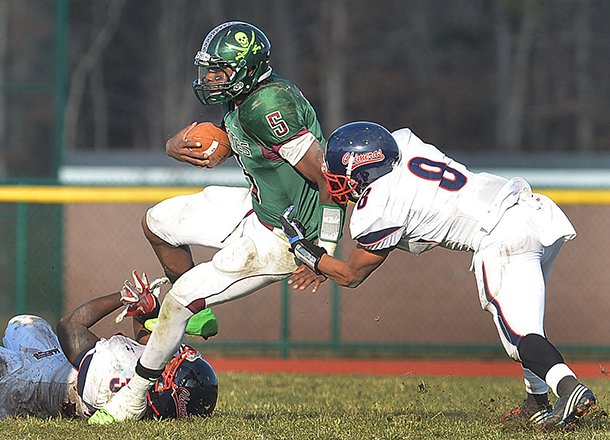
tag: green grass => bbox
[1,372,609,439]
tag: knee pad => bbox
[212,236,259,274]
[518,334,564,380]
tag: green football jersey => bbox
[223,74,324,240]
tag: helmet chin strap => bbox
[257,67,273,83]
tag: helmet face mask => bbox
[146,345,218,419]
[324,122,401,205]
[193,21,271,105]
[323,161,361,204]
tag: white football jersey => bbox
[77,334,145,415]
[350,128,528,254]
[0,315,86,419]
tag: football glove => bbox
[280,206,327,275]
[115,271,170,323]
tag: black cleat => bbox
[500,400,552,425]
[543,384,597,428]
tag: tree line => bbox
[0,0,608,178]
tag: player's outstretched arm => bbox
[57,272,166,366]
[297,246,389,290]
[57,291,124,366]
[281,209,387,290]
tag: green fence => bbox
[2,186,610,359]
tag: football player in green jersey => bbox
[90,21,343,424]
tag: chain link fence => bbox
[1,189,609,359]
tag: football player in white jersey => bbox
[280,121,597,429]
[0,314,85,419]
[0,271,218,420]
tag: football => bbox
[183,122,232,167]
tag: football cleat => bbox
[87,408,116,425]
[144,308,218,339]
[543,384,597,428]
[499,400,552,425]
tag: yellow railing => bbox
[0,186,202,204]
[0,185,609,204]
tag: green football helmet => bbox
[193,21,271,105]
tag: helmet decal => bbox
[172,387,191,418]
[225,30,263,61]
[342,149,386,171]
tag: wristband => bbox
[293,240,327,275]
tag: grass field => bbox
[1,372,608,439]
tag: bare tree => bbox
[575,0,594,152]
[397,0,443,137]
[64,0,126,152]
[495,0,541,152]
[0,1,7,176]
[89,2,109,151]
[270,1,300,84]
[318,0,348,134]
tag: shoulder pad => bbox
[238,81,305,145]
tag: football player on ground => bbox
[0,271,218,420]
[280,121,597,430]
[89,21,343,424]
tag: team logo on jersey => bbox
[226,126,251,157]
[33,347,60,359]
[109,377,130,393]
[342,149,385,169]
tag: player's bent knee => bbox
[212,236,259,274]
[144,205,183,248]
[143,206,162,236]
[141,210,156,240]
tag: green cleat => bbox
[144,308,218,339]
[88,408,117,425]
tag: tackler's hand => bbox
[288,264,327,294]
[115,271,170,323]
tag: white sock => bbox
[545,363,576,397]
[126,373,155,397]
